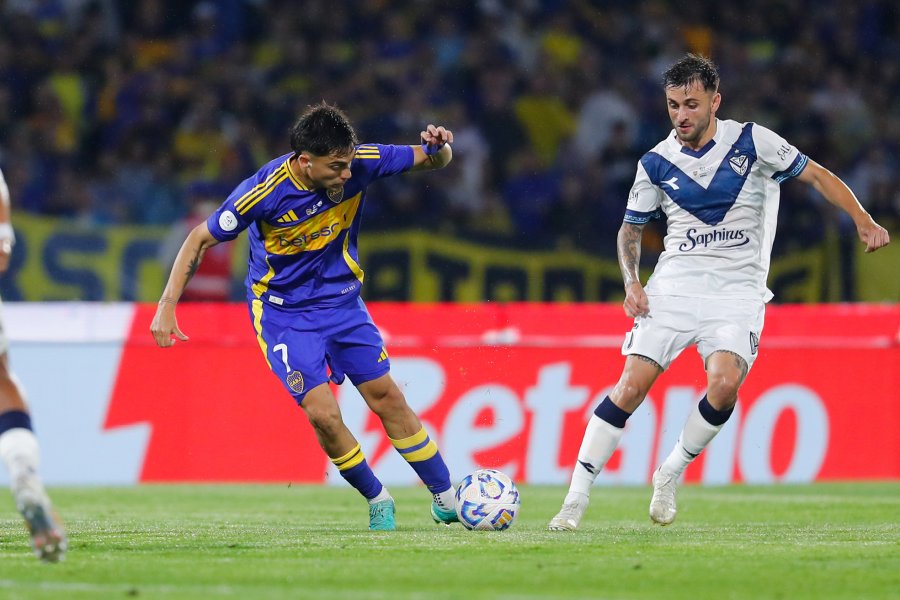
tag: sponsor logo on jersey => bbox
[219,210,238,232]
[678,227,750,251]
[276,222,340,248]
[661,176,680,190]
[305,200,324,216]
[276,210,300,223]
[692,165,716,179]
[776,144,791,161]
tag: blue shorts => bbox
[247,296,391,404]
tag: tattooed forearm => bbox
[617,222,644,286]
[185,250,202,283]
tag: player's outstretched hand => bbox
[858,218,890,253]
[623,282,650,319]
[420,124,453,150]
[150,302,189,348]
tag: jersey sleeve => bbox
[354,143,415,181]
[623,159,664,224]
[206,179,268,242]
[752,124,809,183]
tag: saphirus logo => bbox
[678,227,749,251]
[278,222,340,247]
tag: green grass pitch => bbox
[0,483,897,599]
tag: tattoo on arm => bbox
[617,223,644,286]
[185,251,201,283]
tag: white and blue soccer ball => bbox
[455,469,521,531]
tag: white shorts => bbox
[621,295,765,371]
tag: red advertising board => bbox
[107,303,899,484]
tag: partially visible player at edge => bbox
[549,54,890,531]
[151,103,459,530]
[0,167,67,561]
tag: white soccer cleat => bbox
[649,468,678,525]
[14,474,67,562]
[548,494,589,531]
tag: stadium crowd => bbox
[0,0,897,259]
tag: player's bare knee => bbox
[368,386,407,419]
[706,376,740,409]
[305,406,344,437]
[611,378,649,406]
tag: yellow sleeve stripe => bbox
[235,166,288,214]
[389,427,429,450]
[235,165,285,211]
[355,145,380,159]
[331,444,366,471]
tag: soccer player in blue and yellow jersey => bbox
[151,103,458,530]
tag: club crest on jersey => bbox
[327,186,344,204]
[729,152,749,176]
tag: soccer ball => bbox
[455,469,521,531]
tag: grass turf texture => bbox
[0,483,897,599]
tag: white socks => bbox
[0,427,46,506]
[433,488,456,511]
[567,415,625,497]
[368,485,392,504]
[659,404,725,478]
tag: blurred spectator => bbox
[158,180,236,301]
[0,0,895,266]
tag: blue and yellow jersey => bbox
[206,144,414,307]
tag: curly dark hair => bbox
[663,54,720,92]
[289,102,358,156]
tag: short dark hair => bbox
[663,54,720,92]
[289,102,358,156]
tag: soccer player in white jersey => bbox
[0,167,67,560]
[549,54,890,531]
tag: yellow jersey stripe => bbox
[238,170,289,215]
[342,230,364,283]
[250,299,272,369]
[339,193,364,282]
[285,158,308,190]
[235,165,287,212]
[250,255,277,298]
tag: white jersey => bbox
[625,119,807,302]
